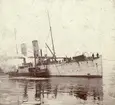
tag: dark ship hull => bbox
[8,67,50,78]
[8,72,49,77]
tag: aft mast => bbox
[14,28,18,55]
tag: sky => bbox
[0,0,115,59]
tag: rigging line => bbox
[54,64,61,76]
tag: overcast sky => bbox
[0,0,115,59]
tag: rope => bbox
[54,63,61,76]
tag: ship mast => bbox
[47,11,56,61]
[14,28,18,54]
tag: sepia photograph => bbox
[0,0,115,105]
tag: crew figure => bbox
[92,53,94,59]
[97,53,99,58]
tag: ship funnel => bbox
[21,43,27,56]
[32,40,39,57]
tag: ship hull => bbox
[8,57,102,78]
[8,73,102,78]
[47,57,102,78]
[48,75,102,78]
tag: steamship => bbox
[8,12,102,78]
[8,39,102,78]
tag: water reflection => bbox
[74,86,88,100]
[23,82,28,102]
[0,76,103,105]
[18,77,103,105]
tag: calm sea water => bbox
[0,60,115,105]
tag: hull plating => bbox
[8,57,102,78]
